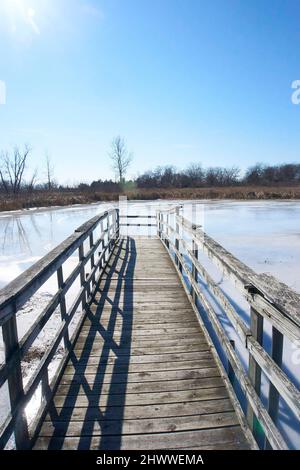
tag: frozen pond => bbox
[0,199,299,292]
[0,199,299,449]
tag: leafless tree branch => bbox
[109,136,133,183]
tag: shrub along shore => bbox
[0,185,300,212]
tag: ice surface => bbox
[0,199,299,448]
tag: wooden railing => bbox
[0,209,119,449]
[119,214,156,228]
[157,206,300,450]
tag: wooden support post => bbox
[2,317,30,449]
[109,212,114,251]
[265,326,284,449]
[57,266,69,350]
[228,340,236,384]
[247,307,264,438]
[166,213,170,249]
[191,239,198,303]
[100,219,105,269]
[89,232,96,289]
[161,213,165,243]
[158,212,162,239]
[90,233,95,269]
[116,209,120,240]
[109,212,116,252]
[175,207,182,273]
[79,243,86,310]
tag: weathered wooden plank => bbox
[175,442,249,450]
[46,398,233,421]
[99,279,179,284]
[74,334,206,345]
[34,426,248,450]
[249,273,300,330]
[90,307,197,315]
[74,343,210,356]
[71,351,210,365]
[96,293,188,300]
[64,358,216,375]
[40,411,238,437]
[74,335,207,346]
[56,377,226,396]
[60,367,220,385]
[80,326,201,336]
[95,297,191,304]
[88,318,199,327]
[52,386,229,407]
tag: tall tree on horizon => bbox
[109,136,133,183]
[45,153,55,190]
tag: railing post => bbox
[100,218,105,269]
[247,307,264,438]
[57,266,69,350]
[108,212,115,253]
[265,326,284,449]
[191,239,198,303]
[2,316,30,449]
[175,207,182,273]
[108,212,113,252]
[79,243,87,309]
[115,209,120,240]
[157,212,162,239]
[166,212,169,248]
[161,213,164,242]
[228,340,236,384]
[89,230,97,291]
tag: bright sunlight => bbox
[3,0,40,34]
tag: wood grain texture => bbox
[33,237,251,450]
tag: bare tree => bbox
[184,163,204,187]
[0,144,31,194]
[45,153,55,190]
[27,168,38,193]
[109,136,133,183]
[0,151,10,194]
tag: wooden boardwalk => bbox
[34,237,251,450]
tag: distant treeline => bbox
[1,144,300,211]
[0,143,300,196]
[135,163,300,189]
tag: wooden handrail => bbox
[158,209,300,450]
[176,214,300,341]
[0,208,120,450]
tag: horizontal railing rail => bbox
[0,208,120,450]
[157,205,300,450]
[119,214,157,227]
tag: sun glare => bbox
[4,0,40,35]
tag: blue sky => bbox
[0,0,300,184]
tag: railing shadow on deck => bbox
[45,237,137,450]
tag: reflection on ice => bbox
[0,199,299,291]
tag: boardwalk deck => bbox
[34,237,251,450]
